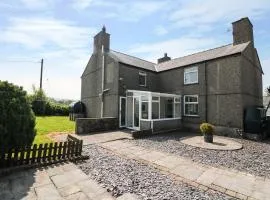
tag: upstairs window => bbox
[139,72,147,86]
[184,66,198,84]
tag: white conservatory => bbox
[119,90,182,131]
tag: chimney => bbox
[93,25,110,53]
[157,53,171,64]
[232,17,254,46]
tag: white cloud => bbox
[154,25,168,36]
[72,0,168,22]
[20,0,51,9]
[169,0,270,28]
[129,37,219,62]
[0,17,96,49]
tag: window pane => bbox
[185,104,198,115]
[160,97,173,118]
[185,96,198,102]
[139,73,146,86]
[141,102,148,119]
[152,102,159,119]
[184,67,198,84]
[174,103,181,118]
[152,96,159,101]
[141,95,149,101]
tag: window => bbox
[160,97,174,118]
[152,96,159,119]
[174,97,181,118]
[139,72,147,86]
[184,66,198,84]
[184,95,199,116]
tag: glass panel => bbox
[134,97,140,127]
[139,74,146,86]
[152,102,159,119]
[160,97,173,118]
[141,95,149,102]
[174,97,181,103]
[120,98,126,126]
[141,102,148,119]
[184,69,198,84]
[185,104,199,115]
[152,96,159,101]
[126,97,133,127]
[174,103,181,118]
[185,96,198,102]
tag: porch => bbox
[119,90,182,132]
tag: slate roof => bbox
[109,42,250,72]
[109,50,156,71]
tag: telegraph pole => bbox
[40,58,43,89]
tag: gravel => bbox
[129,132,270,178]
[77,145,232,200]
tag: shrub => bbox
[0,81,36,147]
[200,123,214,134]
[44,101,69,116]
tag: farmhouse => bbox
[80,17,263,136]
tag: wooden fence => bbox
[0,134,83,168]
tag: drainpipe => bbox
[205,62,208,122]
[100,45,105,118]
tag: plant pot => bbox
[204,132,213,143]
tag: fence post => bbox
[58,142,63,160]
[48,143,53,162]
[62,142,67,159]
[37,144,43,163]
[32,144,37,164]
[43,143,48,163]
[25,145,31,165]
[53,143,58,161]
[19,146,25,165]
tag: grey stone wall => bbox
[153,119,182,132]
[75,117,118,134]
[119,64,159,96]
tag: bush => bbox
[200,123,214,134]
[0,81,36,147]
[44,101,69,116]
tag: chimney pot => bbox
[158,53,171,64]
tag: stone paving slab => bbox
[77,131,133,145]
[99,139,270,200]
[0,162,137,200]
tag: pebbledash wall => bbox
[80,18,263,136]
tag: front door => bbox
[119,97,126,127]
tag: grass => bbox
[33,116,75,144]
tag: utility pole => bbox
[40,58,43,90]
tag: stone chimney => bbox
[157,53,171,64]
[232,17,254,46]
[93,25,110,53]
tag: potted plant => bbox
[200,123,214,143]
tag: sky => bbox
[0,0,269,100]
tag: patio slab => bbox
[180,136,243,150]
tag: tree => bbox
[0,81,36,147]
[266,86,270,96]
[29,85,47,115]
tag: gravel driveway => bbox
[129,132,270,178]
[77,145,232,200]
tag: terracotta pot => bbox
[204,132,213,143]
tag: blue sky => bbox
[0,0,269,100]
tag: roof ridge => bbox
[157,43,233,65]
[111,49,156,65]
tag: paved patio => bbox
[0,162,138,200]
[99,139,270,200]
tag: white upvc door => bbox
[132,96,140,130]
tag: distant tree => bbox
[266,86,270,96]
[28,85,47,115]
[0,81,36,147]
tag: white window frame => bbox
[139,72,147,87]
[184,66,198,85]
[184,95,199,117]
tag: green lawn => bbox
[33,116,75,144]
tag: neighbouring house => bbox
[79,17,263,136]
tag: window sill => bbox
[184,115,199,118]
[184,82,199,85]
